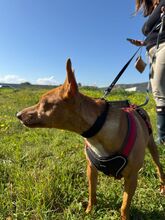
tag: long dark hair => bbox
[135,0,156,16]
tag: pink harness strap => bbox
[121,110,137,157]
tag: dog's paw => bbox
[120,215,129,220]
[85,205,92,214]
[160,185,165,195]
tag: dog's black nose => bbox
[16,111,22,120]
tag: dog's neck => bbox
[64,92,106,135]
[59,92,128,156]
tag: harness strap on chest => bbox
[86,147,127,179]
[86,111,137,179]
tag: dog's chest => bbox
[86,140,109,157]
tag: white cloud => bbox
[0,74,58,85]
[0,75,26,84]
[36,76,57,85]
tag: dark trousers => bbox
[157,106,165,143]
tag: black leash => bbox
[102,46,141,99]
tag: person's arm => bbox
[142,0,165,35]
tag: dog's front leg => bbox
[120,174,138,220]
[86,159,98,213]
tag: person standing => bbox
[128,0,165,144]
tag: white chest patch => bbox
[86,139,108,157]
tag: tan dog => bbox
[17,59,165,220]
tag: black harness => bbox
[82,100,152,179]
[86,146,127,179]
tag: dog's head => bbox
[17,59,79,129]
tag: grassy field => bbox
[0,87,165,220]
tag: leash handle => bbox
[102,47,141,99]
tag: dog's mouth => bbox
[17,114,43,128]
[21,119,44,128]
[23,122,41,128]
[17,110,45,128]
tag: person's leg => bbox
[156,106,165,144]
[150,43,165,144]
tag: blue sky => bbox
[0,0,148,87]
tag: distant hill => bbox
[115,82,148,92]
[0,83,56,90]
[0,82,148,92]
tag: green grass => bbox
[0,87,165,220]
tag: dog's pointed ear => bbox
[64,58,78,97]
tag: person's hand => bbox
[161,6,165,17]
[127,38,146,46]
